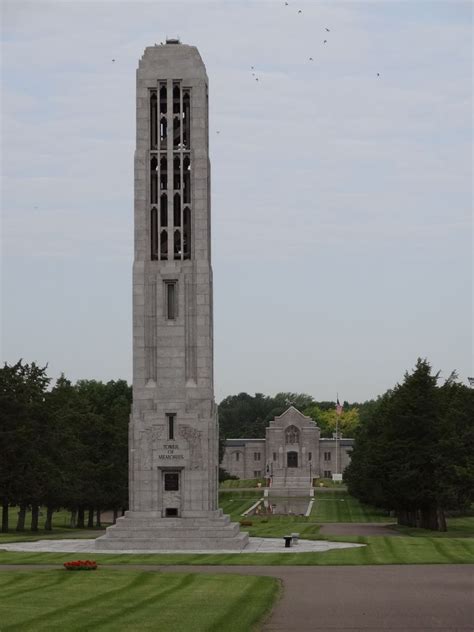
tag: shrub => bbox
[219,468,239,483]
[64,560,97,571]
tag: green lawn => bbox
[220,489,391,525]
[0,507,110,543]
[1,495,472,567]
[0,535,472,566]
[0,569,279,631]
[0,528,107,544]
[392,515,474,539]
[219,491,262,519]
[245,516,321,539]
[311,490,390,522]
[220,493,321,539]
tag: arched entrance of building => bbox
[287,451,298,468]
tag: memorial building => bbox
[221,407,354,493]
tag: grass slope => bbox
[0,570,279,632]
[219,491,261,518]
[311,490,390,522]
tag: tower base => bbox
[95,509,249,551]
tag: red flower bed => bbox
[64,560,98,571]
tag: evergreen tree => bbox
[346,359,474,531]
[0,360,50,532]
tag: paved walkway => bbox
[0,563,471,630]
[0,536,364,554]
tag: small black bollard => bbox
[284,535,292,548]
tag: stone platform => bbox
[94,509,249,551]
[269,477,312,497]
[268,488,313,497]
[0,537,364,555]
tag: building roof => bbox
[225,438,265,446]
[225,437,354,447]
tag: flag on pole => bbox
[336,396,343,416]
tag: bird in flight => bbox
[323,40,327,44]
[325,28,330,32]
[377,73,380,77]
[216,131,220,134]
[309,57,314,61]
[298,9,302,13]
[112,59,116,62]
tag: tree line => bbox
[2,358,472,533]
[0,360,130,533]
[218,392,365,439]
[345,359,474,531]
[1,362,365,532]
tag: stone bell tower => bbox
[96,40,248,550]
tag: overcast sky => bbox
[1,0,472,402]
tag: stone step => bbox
[109,524,241,538]
[272,476,311,481]
[271,478,311,484]
[271,487,310,492]
[269,489,312,497]
[124,509,225,520]
[95,532,249,551]
[272,484,311,487]
[114,516,232,528]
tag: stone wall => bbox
[221,439,266,479]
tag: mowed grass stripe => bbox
[0,571,279,632]
[219,495,260,520]
[458,539,474,557]
[384,536,406,564]
[429,538,467,564]
[0,573,32,592]
[207,575,280,632]
[311,491,389,522]
[88,573,196,630]
[0,570,67,599]
[2,572,155,631]
[0,540,467,567]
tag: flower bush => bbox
[64,560,98,571]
